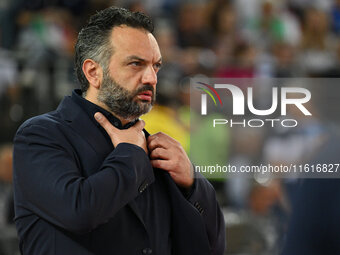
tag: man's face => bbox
[98,26,162,121]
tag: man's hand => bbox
[147,132,193,188]
[94,112,148,153]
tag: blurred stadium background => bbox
[1,0,340,254]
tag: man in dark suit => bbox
[13,7,225,255]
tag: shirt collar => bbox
[71,89,138,130]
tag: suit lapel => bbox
[127,201,146,229]
[57,97,111,155]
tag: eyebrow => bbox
[126,55,162,63]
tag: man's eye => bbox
[130,62,141,67]
[154,63,162,70]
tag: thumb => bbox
[94,112,119,134]
[94,112,105,123]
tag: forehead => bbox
[110,26,161,61]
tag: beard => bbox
[97,73,155,121]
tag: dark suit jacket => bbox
[13,95,225,255]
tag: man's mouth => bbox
[136,90,153,102]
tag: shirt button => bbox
[142,248,152,254]
[114,121,119,127]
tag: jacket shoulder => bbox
[16,110,63,136]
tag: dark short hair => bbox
[74,7,154,92]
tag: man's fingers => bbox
[147,132,178,150]
[147,132,167,143]
[94,112,118,135]
[151,159,171,171]
[148,137,168,150]
[150,147,170,160]
[147,133,174,150]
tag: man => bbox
[13,7,225,255]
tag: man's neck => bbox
[84,92,131,126]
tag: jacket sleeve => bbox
[187,172,226,255]
[13,123,154,234]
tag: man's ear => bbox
[82,59,103,89]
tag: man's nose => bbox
[141,66,157,87]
